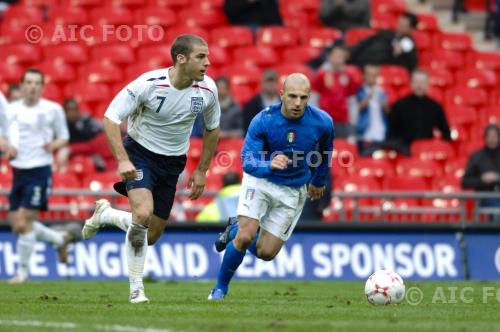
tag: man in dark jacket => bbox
[348,12,418,72]
[224,0,282,27]
[242,69,280,134]
[462,124,500,216]
[387,69,451,152]
[319,0,371,31]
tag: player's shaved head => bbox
[282,73,311,94]
[171,34,208,65]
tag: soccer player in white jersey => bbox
[6,69,81,284]
[0,91,8,161]
[81,34,221,303]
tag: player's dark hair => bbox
[484,124,500,139]
[171,34,207,65]
[21,68,45,84]
[402,12,418,28]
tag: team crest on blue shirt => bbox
[286,130,296,144]
[190,97,204,114]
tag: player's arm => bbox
[309,118,335,200]
[103,80,144,181]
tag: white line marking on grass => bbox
[0,319,176,332]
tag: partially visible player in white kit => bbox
[82,34,221,303]
[6,69,81,284]
[0,91,8,162]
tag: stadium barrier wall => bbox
[0,226,498,281]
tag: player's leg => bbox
[9,208,37,284]
[82,198,133,239]
[125,187,154,303]
[209,216,259,300]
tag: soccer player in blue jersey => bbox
[208,73,335,300]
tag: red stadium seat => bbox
[211,27,253,48]
[425,50,464,71]
[412,31,431,52]
[79,62,124,83]
[90,7,133,26]
[48,6,89,25]
[91,44,135,65]
[281,11,310,29]
[2,5,44,28]
[230,85,255,105]
[42,44,89,64]
[166,26,211,44]
[21,0,58,6]
[454,68,497,89]
[0,63,24,84]
[68,156,96,177]
[148,0,190,9]
[198,0,224,10]
[425,68,454,90]
[232,46,279,67]
[41,83,63,102]
[217,138,244,155]
[256,27,299,48]
[379,66,409,88]
[352,158,395,179]
[444,105,476,128]
[64,81,111,103]
[332,139,357,176]
[433,32,472,52]
[444,158,468,179]
[0,23,30,46]
[109,0,144,7]
[178,8,227,28]
[133,7,177,26]
[372,0,407,15]
[345,28,376,47]
[282,47,321,64]
[383,176,429,191]
[371,12,398,30]
[137,45,172,67]
[432,175,462,193]
[491,89,500,106]
[53,172,81,188]
[300,28,342,48]
[60,0,100,7]
[335,176,381,212]
[280,0,321,13]
[416,13,439,32]
[466,51,500,72]
[410,139,455,162]
[188,138,203,163]
[220,65,262,88]
[0,44,41,64]
[83,172,121,191]
[446,87,488,107]
[37,61,76,84]
[396,158,443,178]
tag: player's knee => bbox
[257,248,278,261]
[234,232,254,249]
[133,208,153,224]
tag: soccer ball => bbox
[364,270,405,305]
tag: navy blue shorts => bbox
[114,137,186,220]
[9,165,52,211]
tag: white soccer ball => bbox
[364,270,405,305]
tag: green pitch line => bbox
[0,280,498,332]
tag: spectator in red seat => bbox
[462,124,500,215]
[312,44,359,139]
[242,69,280,134]
[223,0,282,28]
[348,12,418,72]
[57,98,115,171]
[353,65,389,155]
[215,77,243,139]
[319,0,371,32]
[8,83,22,102]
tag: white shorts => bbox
[236,173,307,241]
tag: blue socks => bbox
[215,241,245,294]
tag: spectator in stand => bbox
[196,172,241,223]
[242,69,281,134]
[462,124,500,217]
[349,12,418,72]
[223,0,282,29]
[386,69,451,153]
[8,83,22,102]
[216,77,243,139]
[353,65,389,155]
[319,0,371,32]
[57,98,115,171]
[312,44,359,139]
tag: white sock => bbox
[16,231,36,278]
[101,208,132,232]
[126,223,148,293]
[33,221,64,247]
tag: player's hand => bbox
[308,184,326,201]
[5,146,17,160]
[270,154,290,171]
[482,171,500,184]
[187,169,206,200]
[118,160,137,182]
[43,141,56,152]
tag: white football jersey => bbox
[7,98,69,169]
[0,91,7,138]
[105,68,221,156]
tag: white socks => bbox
[125,223,148,293]
[101,208,133,232]
[33,221,65,248]
[16,231,36,278]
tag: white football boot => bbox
[82,199,111,240]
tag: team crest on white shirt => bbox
[190,97,204,114]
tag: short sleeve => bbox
[53,104,70,140]
[104,78,145,124]
[203,85,221,131]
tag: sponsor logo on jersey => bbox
[190,97,204,114]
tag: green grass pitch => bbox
[0,280,499,332]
